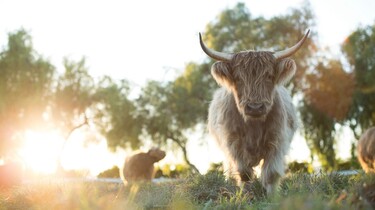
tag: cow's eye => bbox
[267,75,273,82]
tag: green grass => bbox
[1,171,375,209]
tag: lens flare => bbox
[18,130,63,174]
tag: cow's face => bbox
[211,52,296,121]
[199,30,309,121]
[148,147,166,162]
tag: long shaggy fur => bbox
[357,127,375,173]
[208,51,298,194]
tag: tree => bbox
[136,62,214,173]
[51,58,96,170]
[134,2,317,173]
[203,2,317,95]
[94,76,142,151]
[52,58,95,135]
[136,80,200,173]
[339,23,375,165]
[300,60,355,170]
[0,29,55,158]
[342,24,375,137]
[97,165,120,178]
[54,67,142,164]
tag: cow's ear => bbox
[276,58,296,85]
[211,61,234,88]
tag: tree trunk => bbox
[57,114,89,172]
[167,135,200,174]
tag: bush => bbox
[97,166,120,178]
[287,161,312,174]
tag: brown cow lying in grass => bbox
[122,147,166,183]
[357,127,375,173]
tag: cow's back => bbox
[123,153,155,182]
[358,127,375,173]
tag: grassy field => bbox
[1,171,375,210]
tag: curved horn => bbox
[199,33,233,62]
[274,29,310,60]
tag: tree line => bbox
[0,2,374,172]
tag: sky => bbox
[1,0,375,176]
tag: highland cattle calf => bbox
[199,30,309,194]
[357,127,375,173]
[122,147,166,182]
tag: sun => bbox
[18,130,64,174]
[17,129,129,177]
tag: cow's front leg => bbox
[239,167,255,182]
[260,149,285,195]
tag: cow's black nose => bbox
[248,103,263,110]
[245,103,265,116]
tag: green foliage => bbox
[155,163,191,178]
[336,159,361,171]
[136,79,204,172]
[204,2,316,94]
[0,29,55,157]
[300,60,355,170]
[0,29,146,157]
[169,62,216,128]
[97,166,120,178]
[136,80,179,144]
[342,24,375,136]
[287,161,312,173]
[134,2,318,173]
[207,162,224,174]
[299,21,375,169]
[52,58,95,135]
[93,77,141,150]
[300,102,336,170]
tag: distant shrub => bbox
[207,162,224,174]
[287,161,312,173]
[97,166,120,178]
[155,163,191,178]
[336,159,361,171]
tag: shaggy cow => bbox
[122,147,166,182]
[199,30,309,194]
[357,127,375,173]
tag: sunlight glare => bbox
[18,130,63,174]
